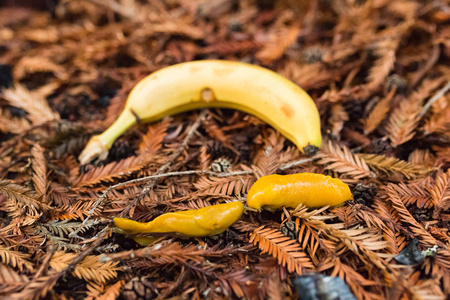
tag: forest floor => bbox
[0,0,449,299]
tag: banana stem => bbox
[98,108,137,148]
[78,108,137,164]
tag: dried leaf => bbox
[358,153,431,179]
[364,90,395,134]
[50,251,120,284]
[315,141,372,179]
[250,226,314,274]
[1,84,60,125]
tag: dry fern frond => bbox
[424,95,450,136]
[335,259,383,300]
[296,220,336,259]
[200,39,261,56]
[1,84,60,125]
[86,282,105,300]
[53,196,107,220]
[408,149,438,168]
[0,245,34,272]
[408,278,446,300]
[337,227,389,253]
[429,250,450,294]
[86,280,125,300]
[424,113,450,136]
[97,280,125,300]
[74,155,154,187]
[104,89,128,128]
[370,201,404,254]
[282,61,344,91]
[256,26,300,64]
[203,116,234,150]
[433,145,450,165]
[328,104,349,138]
[30,145,49,202]
[364,90,395,134]
[0,180,42,218]
[0,108,31,134]
[331,206,358,228]
[317,257,381,300]
[386,181,433,208]
[138,119,168,156]
[429,170,450,219]
[386,79,443,146]
[198,145,211,171]
[385,185,441,248]
[358,153,431,179]
[0,263,29,285]
[366,21,411,91]
[39,219,101,238]
[50,251,120,284]
[250,226,314,274]
[194,168,254,195]
[7,273,59,300]
[296,213,390,271]
[314,141,372,179]
[385,96,420,147]
[367,39,399,91]
[14,56,68,81]
[253,131,284,177]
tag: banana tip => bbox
[79,136,109,165]
[303,145,319,156]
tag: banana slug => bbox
[113,201,244,245]
[246,173,352,210]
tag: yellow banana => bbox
[79,60,322,164]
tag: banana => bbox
[79,60,322,164]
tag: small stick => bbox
[33,245,57,279]
[278,157,315,170]
[418,81,450,118]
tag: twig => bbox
[278,158,315,170]
[99,240,252,263]
[64,226,110,273]
[418,81,450,118]
[33,245,57,279]
[99,242,169,263]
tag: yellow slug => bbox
[246,173,352,210]
[114,201,244,242]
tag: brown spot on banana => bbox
[200,87,215,103]
[281,103,294,118]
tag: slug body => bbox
[113,201,244,237]
[79,60,322,164]
[246,173,352,210]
